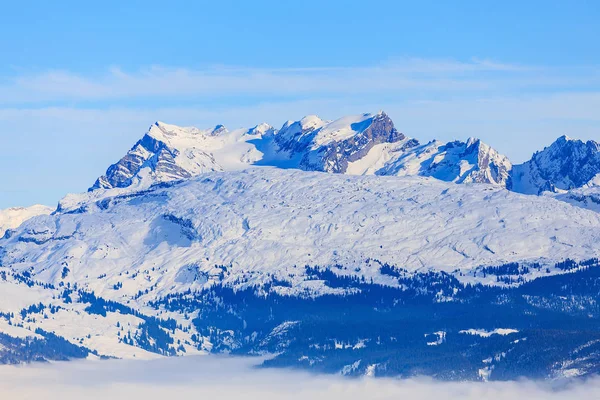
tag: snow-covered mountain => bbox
[91,122,241,190]
[90,111,516,191]
[3,111,600,379]
[374,138,512,185]
[0,205,53,237]
[91,112,411,190]
[2,168,600,378]
[510,135,600,195]
[91,113,600,197]
[5,168,600,297]
[275,111,411,173]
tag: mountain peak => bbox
[91,120,225,190]
[377,137,511,186]
[549,135,600,150]
[148,120,205,141]
[299,115,326,129]
[293,112,407,173]
[465,137,481,148]
[510,135,600,194]
[210,124,228,136]
[247,123,275,136]
[557,134,573,142]
[151,120,188,132]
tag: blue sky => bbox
[1,0,600,208]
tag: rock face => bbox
[91,122,223,190]
[510,136,600,194]
[276,112,409,173]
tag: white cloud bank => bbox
[0,356,599,400]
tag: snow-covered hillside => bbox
[3,168,600,372]
[4,168,600,302]
[0,205,53,237]
[556,183,600,213]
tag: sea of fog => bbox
[0,355,599,399]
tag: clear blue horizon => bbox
[1,0,600,208]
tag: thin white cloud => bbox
[0,356,598,400]
[0,58,568,104]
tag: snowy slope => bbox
[0,205,53,237]
[374,138,512,185]
[555,179,600,212]
[0,269,205,360]
[3,168,600,304]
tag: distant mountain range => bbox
[1,111,600,380]
[90,111,599,198]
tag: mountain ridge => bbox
[89,111,599,198]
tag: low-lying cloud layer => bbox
[1,356,599,400]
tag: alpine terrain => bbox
[1,111,600,380]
